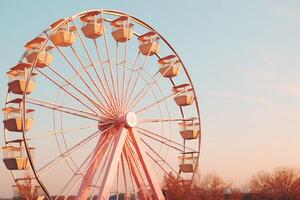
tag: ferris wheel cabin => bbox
[25,37,53,68]
[173,84,195,106]
[3,99,34,132]
[50,19,77,47]
[80,11,104,39]
[7,63,36,95]
[111,16,134,42]
[179,152,198,173]
[179,120,200,140]
[2,139,35,170]
[158,55,181,78]
[138,31,160,56]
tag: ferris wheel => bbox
[2,9,201,200]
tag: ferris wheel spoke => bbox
[115,42,121,110]
[120,62,167,123]
[139,117,199,123]
[26,97,101,121]
[100,12,119,110]
[69,46,116,117]
[34,67,102,115]
[55,129,80,175]
[134,92,174,114]
[125,72,159,112]
[121,67,168,132]
[145,151,169,175]
[140,137,181,177]
[127,56,181,112]
[124,54,151,111]
[137,130,182,152]
[45,63,114,117]
[37,126,112,176]
[47,39,112,115]
[76,129,117,200]
[93,39,118,114]
[63,132,115,200]
[36,129,99,177]
[126,65,169,113]
[136,126,197,152]
[54,143,97,200]
[70,20,117,114]
[125,67,162,113]
[27,124,97,140]
[121,29,130,111]
[135,88,186,114]
[123,52,141,110]
[126,69,167,112]
[124,38,160,111]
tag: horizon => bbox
[1,0,300,198]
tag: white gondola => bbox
[2,144,35,170]
[25,37,53,68]
[179,120,200,140]
[158,55,180,78]
[80,11,104,39]
[178,153,198,173]
[111,16,134,42]
[3,98,34,132]
[138,31,160,56]
[50,19,77,47]
[173,84,195,106]
[7,63,37,95]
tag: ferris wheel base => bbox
[75,127,165,200]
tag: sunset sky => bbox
[1,0,300,197]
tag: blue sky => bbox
[1,0,300,197]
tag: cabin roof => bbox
[50,18,66,29]
[138,31,159,41]
[80,11,101,22]
[25,37,46,48]
[2,107,35,113]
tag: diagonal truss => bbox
[75,126,165,200]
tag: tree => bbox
[14,178,41,200]
[162,172,192,200]
[248,167,300,200]
[162,171,242,200]
[197,172,233,200]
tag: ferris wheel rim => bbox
[4,8,202,199]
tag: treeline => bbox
[162,167,300,200]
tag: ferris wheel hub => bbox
[123,112,138,128]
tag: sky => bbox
[1,0,300,197]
